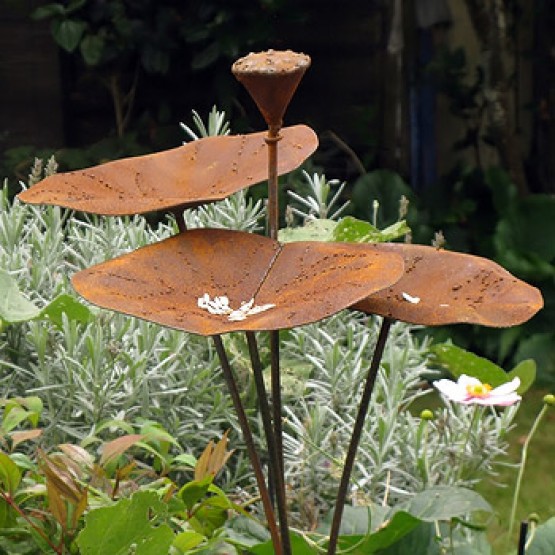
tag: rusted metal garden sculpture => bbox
[19,50,543,555]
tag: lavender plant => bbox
[0,103,544,554]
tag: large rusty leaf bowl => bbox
[72,229,405,335]
[353,243,543,327]
[18,125,317,216]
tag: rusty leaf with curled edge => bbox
[352,243,543,327]
[72,229,405,335]
[18,125,317,216]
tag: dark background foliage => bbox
[2,0,555,380]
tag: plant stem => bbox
[507,402,549,544]
[0,492,63,554]
[212,334,283,555]
[246,331,291,555]
[455,404,482,483]
[327,317,392,555]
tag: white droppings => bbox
[402,292,421,304]
[198,294,275,321]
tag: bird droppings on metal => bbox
[72,228,405,335]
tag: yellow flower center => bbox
[466,383,492,398]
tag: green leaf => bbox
[173,530,205,552]
[179,476,213,510]
[40,294,92,328]
[0,453,22,495]
[0,407,31,434]
[80,34,104,66]
[250,532,317,554]
[507,359,536,395]
[333,216,410,243]
[527,516,555,555]
[171,454,197,469]
[278,219,336,243]
[0,270,40,324]
[32,3,66,20]
[430,343,508,387]
[76,490,173,555]
[403,486,492,521]
[51,19,86,52]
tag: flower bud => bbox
[543,394,555,406]
[420,409,434,421]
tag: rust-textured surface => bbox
[232,50,310,130]
[72,229,405,335]
[352,243,544,327]
[18,125,317,215]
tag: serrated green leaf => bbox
[76,490,173,555]
[278,219,336,243]
[507,359,536,395]
[430,343,508,387]
[0,270,40,324]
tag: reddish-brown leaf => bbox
[99,434,145,466]
[352,243,543,327]
[72,229,405,335]
[18,125,317,215]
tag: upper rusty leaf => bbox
[72,229,405,335]
[352,243,543,327]
[18,125,317,216]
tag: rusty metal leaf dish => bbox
[352,243,543,327]
[72,229,405,335]
[18,125,317,216]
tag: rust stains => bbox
[72,229,405,335]
[352,243,543,327]
[232,50,311,131]
[18,125,317,216]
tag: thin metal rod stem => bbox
[265,129,281,241]
[170,206,188,233]
[327,318,393,555]
[212,335,282,555]
[246,331,291,555]
[517,520,528,555]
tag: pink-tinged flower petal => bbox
[490,377,520,397]
[433,374,521,407]
[433,378,469,402]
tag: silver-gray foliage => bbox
[0,112,518,532]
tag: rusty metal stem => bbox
[246,331,292,555]
[212,335,282,555]
[327,317,393,555]
[266,128,281,241]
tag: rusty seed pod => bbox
[232,50,311,132]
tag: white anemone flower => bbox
[434,374,521,406]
